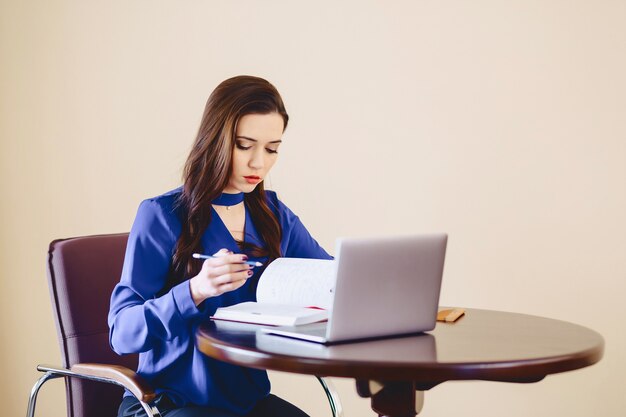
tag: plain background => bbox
[1,1,624,416]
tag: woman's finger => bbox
[204,253,249,268]
[212,248,232,257]
[217,280,247,294]
[208,263,251,278]
[214,270,253,286]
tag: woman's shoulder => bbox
[141,186,183,211]
[263,189,288,213]
[264,189,279,203]
[133,186,185,230]
[263,190,303,227]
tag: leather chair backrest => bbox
[47,233,135,417]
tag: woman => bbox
[108,75,331,417]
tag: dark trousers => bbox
[118,394,311,417]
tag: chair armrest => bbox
[37,363,156,403]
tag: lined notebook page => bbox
[256,258,336,310]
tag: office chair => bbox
[27,233,343,417]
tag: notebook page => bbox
[256,258,336,310]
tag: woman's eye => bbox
[236,143,251,151]
[265,148,278,154]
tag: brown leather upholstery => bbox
[47,233,136,417]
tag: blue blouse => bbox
[108,187,331,413]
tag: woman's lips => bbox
[244,176,261,184]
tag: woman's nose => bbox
[248,149,264,169]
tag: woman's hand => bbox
[189,249,253,306]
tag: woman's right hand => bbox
[189,249,254,306]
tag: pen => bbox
[192,253,264,267]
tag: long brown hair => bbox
[172,75,289,283]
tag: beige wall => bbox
[1,1,625,416]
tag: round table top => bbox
[196,308,604,386]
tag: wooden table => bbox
[196,308,604,417]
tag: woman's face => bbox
[223,112,285,194]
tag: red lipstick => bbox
[244,176,261,184]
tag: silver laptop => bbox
[260,233,447,344]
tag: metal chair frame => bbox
[27,365,162,417]
[27,366,342,417]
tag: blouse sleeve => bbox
[107,199,206,355]
[272,195,333,260]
